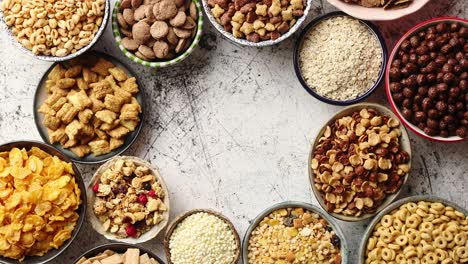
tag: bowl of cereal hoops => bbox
[0,0,110,61]
[242,201,348,264]
[203,0,312,46]
[74,243,165,264]
[309,103,412,222]
[359,195,468,264]
[87,156,170,244]
[0,140,86,264]
[33,51,144,164]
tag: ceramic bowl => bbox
[87,156,170,244]
[358,195,468,263]
[73,242,165,263]
[164,209,241,264]
[202,0,312,47]
[309,103,412,221]
[0,0,109,61]
[0,140,86,264]
[386,17,468,142]
[33,51,145,164]
[327,0,430,21]
[242,201,349,263]
[112,0,203,67]
[293,12,387,105]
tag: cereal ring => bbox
[395,235,408,246]
[153,40,169,59]
[153,0,178,20]
[422,252,438,264]
[433,236,447,249]
[150,21,169,39]
[456,246,468,258]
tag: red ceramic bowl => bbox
[385,16,468,142]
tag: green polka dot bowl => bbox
[112,0,203,67]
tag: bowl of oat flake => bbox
[293,12,387,105]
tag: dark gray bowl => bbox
[358,195,468,263]
[73,243,165,264]
[0,0,109,62]
[0,140,86,264]
[242,201,349,264]
[33,51,144,164]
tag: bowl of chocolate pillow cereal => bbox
[386,17,468,142]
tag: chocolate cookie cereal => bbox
[116,0,198,61]
[208,0,306,42]
[389,21,468,138]
[312,109,410,217]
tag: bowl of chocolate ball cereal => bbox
[242,201,348,264]
[112,0,203,67]
[293,12,387,105]
[386,17,468,142]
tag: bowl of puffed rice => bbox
[359,195,468,264]
[0,0,110,61]
[293,12,387,105]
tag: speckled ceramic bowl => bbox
[358,195,468,263]
[385,17,468,142]
[309,103,412,222]
[87,156,170,244]
[0,140,86,264]
[242,201,349,264]
[112,0,203,67]
[327,0,430,21]
[202,0,312,47]
[164,209,241,264]
[293,12,387,105]
[0,0,110,62]
[33,51,145,164]
[73,243,165,264]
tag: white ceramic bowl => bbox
[327,0,429,21]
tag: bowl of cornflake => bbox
[327,0,430,21]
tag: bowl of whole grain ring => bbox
[309,103,412,222]
[112,0,203,67]
[293,12,387,105]
[203,0,312,46]
[358,195,468,263]
[0,0,110,61]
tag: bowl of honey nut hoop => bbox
[0,140,86,264]
[203,0,312,46]
[359,195,468,264]
[112,0,203,67]
[87,156,170,244]
[309,103,412,222]
[0,0,110,61]
[242,201,348,264]
[327,0,429,21]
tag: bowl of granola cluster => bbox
[309,103,412,222]
[242,201,347,263]
[87,156,170,244]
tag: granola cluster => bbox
[38,55,141,157]
[92,158,167,238]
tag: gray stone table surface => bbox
[0,0,467,263]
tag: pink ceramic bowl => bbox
[386,17,468,142]
[327,0,429,21]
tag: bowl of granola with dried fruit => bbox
[203,0,311,46]
[327,0,429,21]
[242,201,348,264]
[309,103,412,222]
[33,51,144,164]
[87,156,170,243]
[0,0,110,61]
[112,0,203,67]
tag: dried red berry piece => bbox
[148,190,156,197]
[126,225,137,237]
[92,183,99,193]
[138,194,148,204]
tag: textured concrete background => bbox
[0,0,467,263]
